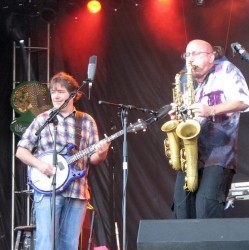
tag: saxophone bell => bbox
[176,119,200,192]
[161,120,182,171]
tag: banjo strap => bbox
[75,111,84,149]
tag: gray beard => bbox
[192,71,206,83]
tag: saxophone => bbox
[161,71,184,171]
[161,61,200,192]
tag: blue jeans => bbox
[34,192,88,250]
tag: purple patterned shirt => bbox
[195,58,249,170]
[17,108,99,199]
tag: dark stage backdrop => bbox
[1,0,249,249]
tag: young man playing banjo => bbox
[16,72,110,250]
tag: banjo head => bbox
[28,153,69,194]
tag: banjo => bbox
[28,119,147,195]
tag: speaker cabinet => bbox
[137,218,249,250]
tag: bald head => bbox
[186,40,214,54]
[185,39,215,83]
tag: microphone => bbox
[145,104,172,125]
[87,55,97,100]
[231,42,249,62]
[155,104,172,121]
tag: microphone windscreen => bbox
[87,55,97,81]
[156,104,172,120]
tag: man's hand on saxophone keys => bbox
[168,102,177,120]
[188,103,213,118]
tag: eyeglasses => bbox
[182,51,211,60]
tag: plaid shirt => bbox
[17,108,99,200]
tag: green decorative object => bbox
[10,81,52,137]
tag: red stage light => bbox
[87,0,102,14]
[158,0,170,3]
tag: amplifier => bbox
[226,182,249,209]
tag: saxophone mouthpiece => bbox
[187,61,198,71]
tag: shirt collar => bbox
[50,107,76,118]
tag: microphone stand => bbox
[121,107,128,250]
[98,101,172,250]
[87,205,96,250]
[51,116,58,250]
[98,100,156,250]
[34,80,88,250]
